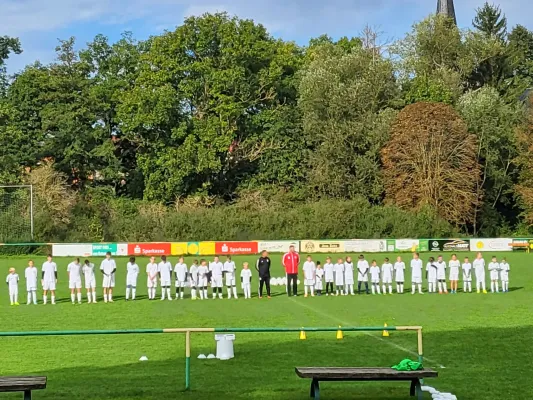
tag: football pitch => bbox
[0,252,531,399]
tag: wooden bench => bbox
[0,377,47,399]
[295,367,438,400]
[510,242,530,252]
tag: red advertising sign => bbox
[215,241,259,255]
[128,243,171,256]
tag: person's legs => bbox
[292,274,298,296]
[266,278,271,297]
[287,275,294,296]
[259,278,265,298]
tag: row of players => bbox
[5,252,510,305]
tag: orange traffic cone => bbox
[382,323,390,337]
[336,326,343,340]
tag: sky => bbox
[2,0,533,74]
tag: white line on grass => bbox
[290,298,446,368]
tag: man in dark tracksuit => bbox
[256,251,272,298]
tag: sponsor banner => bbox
[52,244,92,257]
[511,238,533,250]
[387,240,395,252]
[344,240,386,253]
[418,240,429,252]
[199,241,216,256]
[92,243,118,256]
[117,243,128,256]
[470,238,512,252]
[187,242,200,255]
[300,240,344,253]
[215,241,259,255]
[429,239,470,252]
[171,242,189,256]
[257,241,300,253]
[127,242,171,256]
[394,239,420,252]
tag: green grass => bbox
[0,252,531,399]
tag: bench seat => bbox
[0,376,47,400]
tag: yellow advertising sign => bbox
[300,240,345,253]
[171,242,189,255]
[198,241,216,255]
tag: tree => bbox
[507,25,533,91]
[515,93,533,227]
[473,3,507,40]
[119,13,302,202]
[381,102,480,226]
[299,43,399,200]
[457,87,523,234]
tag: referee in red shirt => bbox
[282,245,300,297]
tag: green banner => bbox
[418,240,429,252]
[92,243,118,256]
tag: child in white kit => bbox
[344,256,355,296]
[448,254,460,294]
[158,255,173,301]
[357,255,370,294]
[369,261,381,294]
[473,252,487,294]
[174,257,188,300]
[393,256,405,294]
[323,257,334,296]
[67,257,83,304]
[426,257,438,293]
[499,258,510,293]
[435,255,448,294]
[189,260,199,300]
[381,257,394,295]
[462,257,473,293]
[315,262,324,296]
[334,258,345,296]
[410,253,424,295]
[224,256,238,299]
[83,260,97,303]
[303,256,316,297]
[240,262,252,299]
[126,257,139,301]
[209,256,224,299]
[488,256,500,293]
[6,267,19,306]
[25,260,38,305]
[146,256,159,300]
[197,260,209,300]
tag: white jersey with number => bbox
[224,261,236,286]
[411,259,423,283]
[435,261,446,280]
[473,259,486,280]
[25,267,38,291]
[357,260,369,282]
[370,266,380,283]
[334,263,345,286]
[462,263,472,281]
[240,269,252,287]
[324,263,334,282]
[344,262,354,284]
[83,263,96,289]
[499,262,510,282]
[488,262,500,280]
[126,262,139,286]
[381,263,393,284]
[449,260,460,280]
[394,262,405,282]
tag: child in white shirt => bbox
[334,258,345,296]
[315,262,324,296]
[174,257,188,300]
[488,256,500,293]
[369,261,381,294]
[6,267,19,306]
[303,256,316,297]
[323,257,334,296]
[197,260,209,300]
[240,262,252,299]
[426,257,437,293]
[411,253,424,295]
[83,260,97,303]
[448,254,460,294]
[357,255,370,294]
[462,257,472,293]
[224,256,238,299]
[381,258,394,295]
[499,258,510,293]
[189,260,199,300]
[344,256,355,296]
[393,256,405,294]
[25,260,38,305]
[126,257,139,301]
[473,253,487,294]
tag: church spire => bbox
[437,0,457,25]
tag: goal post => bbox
[0,184,34,242]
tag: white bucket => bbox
[215,334,235,360]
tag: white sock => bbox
[227,288,232,298]
[437,282,442,292]
[495,282,499,292]
[377,285,381,294]
[126,287,130,300]
[372,285,375,294]
[305,286,308,296]
[166,288,171,299]
[92,290,97,301]
[181,289,184,299]
[204,289,208,299]
[32,291,37,304]
[388,285,392,294]
[336,289,339,295]
[382,285,386,294]
[199,289,204,299]
[491,282,495,292]
[162,288,166,300]
[27,292,31,304]
[310,286,315,296]
[192,289,197,299]
[104,294,108,302]
[77,293,82,303]
[51,295,55,304]
[443,282,448,292]
[411,285,415,294]
[418,284,422,293]
[232,287,238,298]
[71,294,75,303]
[87,292,92,303]
[44,295,48,304]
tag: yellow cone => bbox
[336,326,343,340]
[382,323,390,337]
[299,330,307,340]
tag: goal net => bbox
[0,185,33,242]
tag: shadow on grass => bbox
[9,326,531,400]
